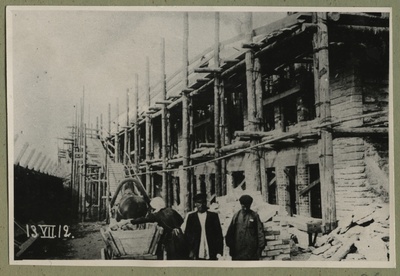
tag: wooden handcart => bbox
[100,222,164,260]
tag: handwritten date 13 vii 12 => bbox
[25,224,74,239]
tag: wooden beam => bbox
[108,103,111,139]
[124,89,130,165]
[220,141,251,153]
[333,127,388,137]
[168,158,183,165]
[242,42,262,49]
[234,130,273,139]
[316,12,336,233]
[182,88,194,93]
[149,106,161,111]
[299,179,320,196]
[199,143,214,148]
[263,85,301,105]
[196,78,212,83]
[161,37,168,203]
[190,148,215,159]
[156,100,173,105]
[146,158,162,164]
[244,12,263,193]
[214,12,222,197]
[221,59,240,64]
[194,67,222,73]
[312,13,321,118]
[253,12,312,37]
[145,57,152,197]
[182,12,191,213]
[220,79,228,196]
[331,24,388,35]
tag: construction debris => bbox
[212,192,390,261]
[309,203,390,261]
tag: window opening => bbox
[284,166,297,216]
[309,164,322,219]
[232,171,245,190]
[266,168,277,204]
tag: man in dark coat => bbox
[225,195,265,260]
[183,193,223,260]
[115,197,189,260]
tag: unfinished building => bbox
[69,12,390,238]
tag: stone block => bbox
[265,235,277,241]
[312,243,331,255]
[322,243,342,259]
[266,249,283,257]
[265,230,281,236]
[267,240,284,246]
[274,253,291,260]
[274,244,291,251]
[261,256,274,261]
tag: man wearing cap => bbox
[115,197,189,260]
[183,193,223,260]
[225,194,265,260]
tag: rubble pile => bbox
[308,203,390,262]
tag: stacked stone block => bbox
[261,219,292,260]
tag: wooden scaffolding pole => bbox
[145,57,152,197]
[108,103,111,139]
[220,79,227,195]
[213,12,222,197]
[115,98,120,163]
[182,12,191,212]
[134,74,139,171]
[244,12,262,192]
[100,113,103,138]
[312,13,321,118]
[124,89,130,164]
[161,37,168,203]
[315,12,336,233]
[82,124,87,221]
[78,96,83,219]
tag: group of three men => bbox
[116,193,265,261]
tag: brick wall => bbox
[330,50,389,220]
[297,164,310,216]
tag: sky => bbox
[7,7,285,163]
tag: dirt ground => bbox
[21,221,106,260]
[57,222,106,260]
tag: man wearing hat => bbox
[225,194,265,260]
[183,193,224,260]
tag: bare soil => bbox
[21,222,106,260]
